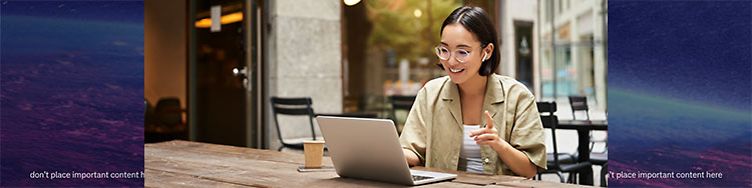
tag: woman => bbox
[399,6,546,178]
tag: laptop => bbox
[316,116,457,185]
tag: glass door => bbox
[189,0,261,147]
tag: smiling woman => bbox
[398,6,546,179]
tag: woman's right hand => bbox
[402,148,420,166]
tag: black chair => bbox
[155,97,184,127]
[145,99,157,126]
[390,95,416,134]
[270,97,318,151]
[569,96,608,186]
[569,96,605,150]
[146,97,187,143]
[536,101,591,184]
[593,153,608,187]
[600,162,608,187]
[568,96,590,120]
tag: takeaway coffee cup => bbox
[303,140,325,168]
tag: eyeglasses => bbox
[434,45,475,63]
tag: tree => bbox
[365,0,461,62]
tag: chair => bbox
[570,96,609,153]
[390,95,416,134]
[568,96,608,186]
[593,152,608,187]
[270,97,319,151]
[146,97,187,143]
[155,97,184,127]
[600,162,608,187]
[568,96,590,120]
[145,99,157,126]
[569,96,605,151]
[536,101,591,184]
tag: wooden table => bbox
[145,140,590,187]
[557,120,608,186]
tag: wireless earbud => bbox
[482,52,488,62]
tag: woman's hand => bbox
[468,111,511,152]
[402,148,421,166]
[469,111,538,178]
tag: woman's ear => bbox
[482,43,494,62]
[484,43,495,57]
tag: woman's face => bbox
[438,23,491,85]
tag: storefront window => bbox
[539,0,607,110]
[342,0,469,116]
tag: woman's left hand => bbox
[469,111,510,151]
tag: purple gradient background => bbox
[608,1,752,187]
[1,1,144,186]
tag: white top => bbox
[459,125,484,173]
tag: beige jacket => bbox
[399,74,547,176]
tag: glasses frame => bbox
[434,45,486,64]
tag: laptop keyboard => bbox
[412,175,434,181]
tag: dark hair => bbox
[438,6,500,76]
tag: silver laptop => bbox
[316,116,457,185]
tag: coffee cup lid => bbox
[303,140,325,144]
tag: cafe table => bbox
[145,140,592,187]
[556,119,608,185]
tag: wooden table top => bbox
[145,140,590,187]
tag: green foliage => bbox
[365,0,461,61]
